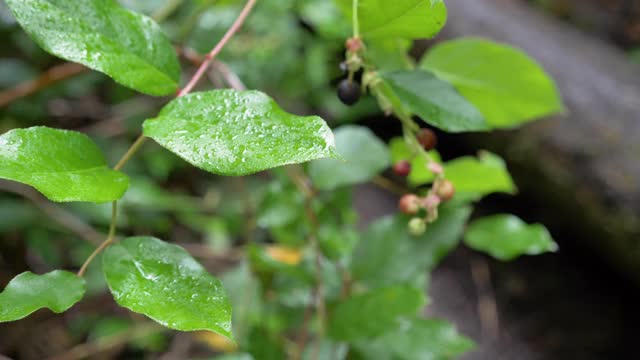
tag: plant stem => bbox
[114,134,147,171]
[178,0,257,96]
[77,201,118,277]
[352,0,360,38]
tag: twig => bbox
[286,166,325,360]
[470,256,500,341]
[371,175,408,195]
[77,201,117,277]
[0,63,87,108]
[0,180,103,245]
[177,0,257,96]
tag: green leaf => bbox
[464,214,558,261]
[443,151,516,197]
[382,70,488,132]
[389,137,441,186]
[351,206,472,289]
[0,270,86,322]
[340,0,447,39]
[102,236,233,339]
[354,318,475,360]
[308,125,390,190]
[421,37,563,128]
[5,0,180,96]
[0,127,129,202]
[328,286,426,341]
[143,90,337,176]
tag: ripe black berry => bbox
[337,79,361,106]
[393,160,412,177]
[416,128,437,151]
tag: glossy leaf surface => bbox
[308,125,390,190]
[5,0,180,95]
[383,70,488,132]
[0,270,85,322]
[143,90,337,176]
[102,236,233,339]
[328,286,426,341]
[340,0,447,39]
[465,214,558,260]
[0,127,129,202]
[421,38,563,128]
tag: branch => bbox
[0,63,86,108]
[177,0,257,96]
[0,180,103,245]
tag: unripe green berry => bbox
[408,217,427,236]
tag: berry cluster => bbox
[393,129,456,236]
[337,37,364,106]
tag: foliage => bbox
[0,0,563,358]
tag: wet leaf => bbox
[0,270,86,322]
[143,90,337,176]
[0,127,129,202]
[102,236,233,339]
[5,0,180,95]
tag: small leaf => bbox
[421,37,563,128]
[309,125,391,190]
[443,151,516,196]
[465,214,558,261]
[328,286,426,341]
[308,125,390,190]
[354,318,475,360]
[102,236,233,339]
[0,270,86,322]
[339,0,447,39]
[0,127,129,202]
[382,70,488,132]
[351,206,472,289]
[143,90,337,176]
[5,0,180,96]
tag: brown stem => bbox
[0,63,86,108]
[77,201,117,277]
[177,0,257,96]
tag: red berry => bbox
[416,128,437,151]
[398,194,421,215]
[393,160,412,177]
[345,37,363,53]
[436,180,455,201]
[337,79,361,106]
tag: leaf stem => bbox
[177,0,257,96]
[352,0,360,38]
[77,201,118,277]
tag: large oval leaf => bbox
[421,38,563,128]
[338,0,447,39]
[0,270,86,322]
[5,0,180,96]
[102,236,233,339]
[382,70,488,132]
[0,127,129,202]
[308,125,390,190]
[143,90,337,176]
[464,214,558,261]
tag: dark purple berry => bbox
[337,79,361,106]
